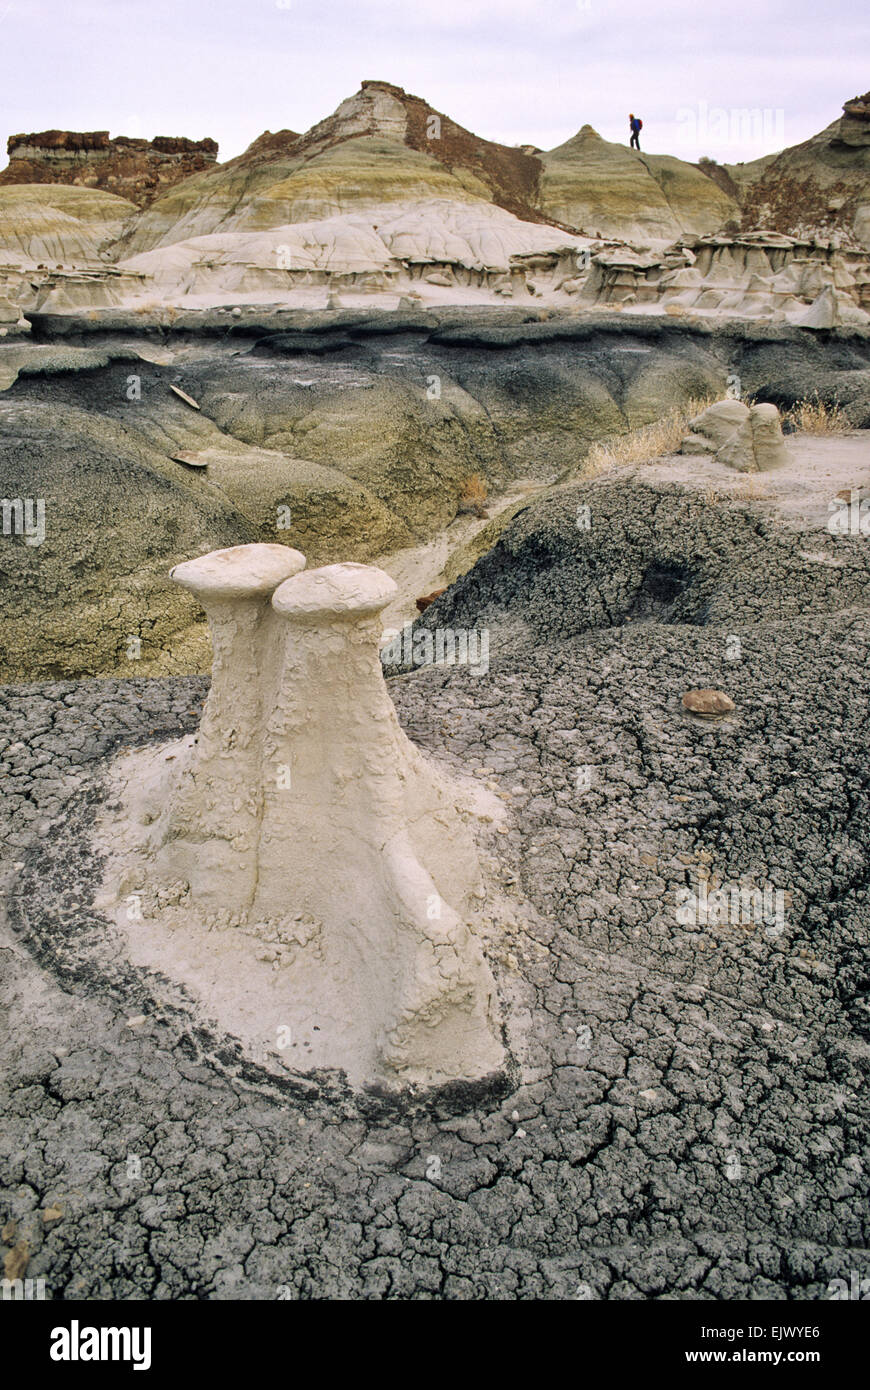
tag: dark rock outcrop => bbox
[0,131,218,208]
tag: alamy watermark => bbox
[380,623,489,675]
[2,497,45,546]
[676,872,787,937]
[50,1323,151,1370]
[2,1277,47,1300]
[827,1270,870,1300]
[827,490,870,536]
[676,102,785,152]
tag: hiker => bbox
[629,113,642,150]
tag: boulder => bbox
[685,399,750,453]
[680,399,787,473]
[679,431,715,455]
[749,403,788,471]
[716,416,757,472]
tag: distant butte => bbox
[0,130,218,208]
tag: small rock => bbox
[639,1088,658,1101]
[42,1205,64,1227]
[682,689,735,719]
[415,588,446,613]
[1,1219,17,1244]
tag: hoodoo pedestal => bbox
[157,544,306,917]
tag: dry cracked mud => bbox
[1,466,868,1300]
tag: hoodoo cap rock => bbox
[170,543,305,599]
[272,562,398,620]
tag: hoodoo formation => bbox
[96,544,504,1087]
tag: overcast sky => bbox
[0,0,866,168]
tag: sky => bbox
[0,0,867,168]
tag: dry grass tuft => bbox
[457,473,489,517]
[785,396,849,435]
[133,299,178,322]
[584,396,718,475]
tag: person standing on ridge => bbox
[629,113,642,150]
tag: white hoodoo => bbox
[106,543,504,1087]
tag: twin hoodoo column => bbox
[133,543,503,1085]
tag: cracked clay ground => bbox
[1,475,869,1300]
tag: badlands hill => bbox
[0,183,134,265]
[115,80,735,259]
[0,83,868,281]
[117,80,548,255]
[0,82,868,685]
[2,83,870,1306]
[540,124,734,243]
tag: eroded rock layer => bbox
[2,312,869,682]
[0,131,218,208]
